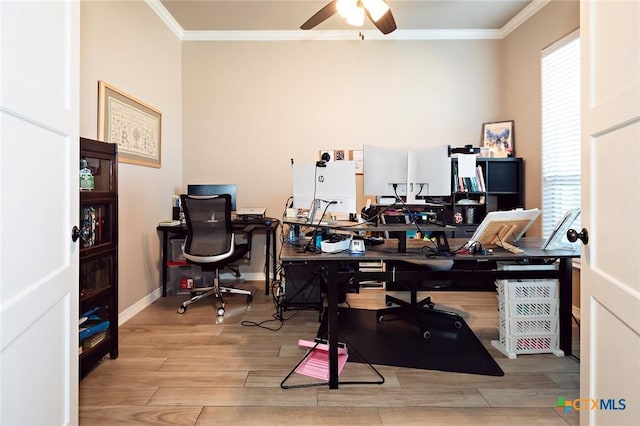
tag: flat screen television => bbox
[292,161,356,222]
[187,184,237,211]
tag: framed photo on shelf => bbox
[98,80,162,168]
[481,120,514,158]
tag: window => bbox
[541,31,581,238]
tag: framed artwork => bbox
[98,81,162,168]
[350,150,363,174]
[481,120,514,158]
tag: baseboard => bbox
[119,286,162,326]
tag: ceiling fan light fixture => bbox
[362,0,389,22]
[336,0,358,18]
[346,5,365,27]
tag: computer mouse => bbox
[264,219,272,226]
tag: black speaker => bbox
[282,262,323,310]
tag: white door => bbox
[580,1,640,424]
[0,1,79,424]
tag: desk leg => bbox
[558,258,573,356]
[265,229,271,295]
[327,262,339,389]
[272,227,277,292]
[161,231,169,297]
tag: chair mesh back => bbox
[181,194,233,257]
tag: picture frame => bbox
[98,80,162,168]
[481,120,514,158]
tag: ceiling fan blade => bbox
[300,0,338,30]
[368,8,397,35]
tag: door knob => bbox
[72,225,92,243]
[567,228,588,245]
[72,226,81,242]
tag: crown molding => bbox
[181,28,504,42]
[146,0,184,39]
[500,0,550,38]
[147,0,548,42]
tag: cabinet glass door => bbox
[80,203,114,248]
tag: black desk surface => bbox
[280,237,579,262]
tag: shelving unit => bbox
[449,157,523,237]
[79,137,118,379]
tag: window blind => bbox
[541,32,581,238]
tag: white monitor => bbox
[292,161,357,220]
[468,208,541,254]
[363,145,408,198]
[407,145,452,203]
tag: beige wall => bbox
[182,40,502,270]
[80,0,183,314]
[501,0,580,238]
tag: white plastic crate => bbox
[496,279,558,301]
[492,277,563,359]
[499,297,558,318]
[492,332,562,359]
[499,314,558,336]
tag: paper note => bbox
[458,154,477,177]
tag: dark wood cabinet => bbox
[79,137,118,379]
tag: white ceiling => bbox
[152,0,546,40]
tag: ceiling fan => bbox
[301,0,397,35]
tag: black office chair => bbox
[376,258,463,339]
[177,194,253,316]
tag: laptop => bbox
[236,207,266,216]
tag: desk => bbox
[284,218,456,253]
[157,219,279,296]
[280,237,579,389]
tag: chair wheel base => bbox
[217,307,225,316]
[177,305,186,314]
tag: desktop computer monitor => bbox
[363,145,408,199]
[187,184,237,211]
[292,161,356,221]
[407,145,452,202]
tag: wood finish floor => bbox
[79,280,580,425]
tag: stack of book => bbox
[453,165,486,192]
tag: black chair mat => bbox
[317,307,504,377]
